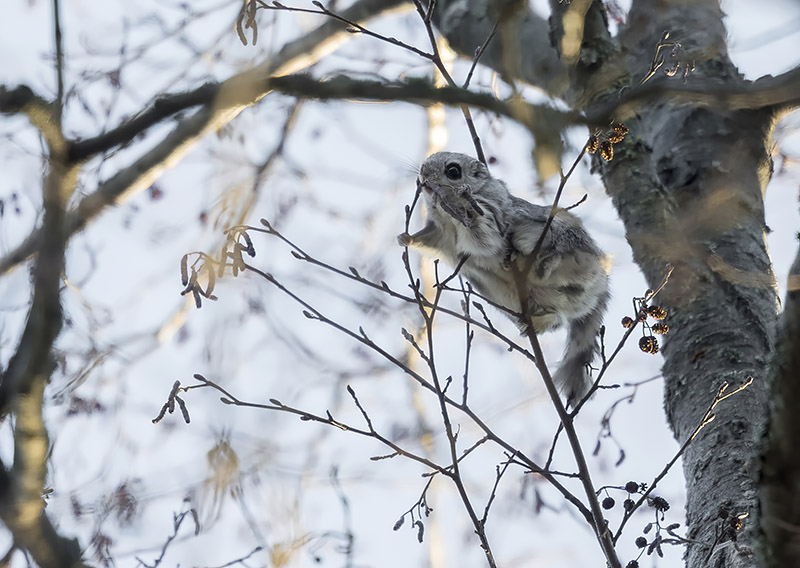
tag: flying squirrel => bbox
[398,152,611,404]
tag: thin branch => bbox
[52,0,64,124]
[68,83,220,161]
[201,546,264,568]
[612,377,754,543]
[407,251,499,567]
[589,64,800,123]
[263,0,433,60]
[256,219,537,359]
[463,21,499,90]
[215,225,594,525]
[410,0,488,163]
[179,375,449,475]
[480,453,517,526]
[525,140,590,269]
[516,316,621,568]
[136,509,199,568]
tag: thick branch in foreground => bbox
[0,74,576,277]
[0,0,409,276]
[0,102,87,565]
[760,247,800,568]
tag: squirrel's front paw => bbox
[397,233,413,247]
[501,250,519,271]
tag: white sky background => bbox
[0,1,799,567]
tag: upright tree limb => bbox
[760,246,800,568]
[0,90,88,568]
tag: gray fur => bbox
[398,152,610,404]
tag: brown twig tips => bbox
[180,226,259,308]
[152,380,191,424]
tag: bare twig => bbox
[612,377,754,542]
[136,509,200,568]
[263,0,433,59]
[53,0,65,123]
[480,452,517,526]
[179,375,449,474]
[412,251,499,567]
[463,21,499,90]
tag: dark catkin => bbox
[639,336,659,354]
[652,322,669,335]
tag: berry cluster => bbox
[588,122,629,161]
[600,480,643,513]
[621,292,669,355]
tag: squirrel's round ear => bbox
[471,158,488,177]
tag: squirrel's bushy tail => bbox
[553,290,609,406]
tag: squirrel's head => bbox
[418,152,510,228]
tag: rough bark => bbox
[605,3,776,566]
[760,245,800,567]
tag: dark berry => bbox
[602,497,615,510]
[624,499,635,512]
[635,536,648,548]
[626,562,639,568]
[625,481,640,493]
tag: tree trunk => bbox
[761,248,800,567]
[434,1,783,566]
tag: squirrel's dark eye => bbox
[445,163,462,180]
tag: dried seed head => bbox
[731,514,747,531]
[647,305,667,320]
[625,481,640,493]
[635,537,648,548]
[587,135,599,154]
[639,336,659,354]
[599,140,614,161]
[652,322,670,335]
[651,496,670,512]
[637,310,648,322]
[608,132,625,144]
[624,498,635,512]
[602,497,616,510]
[613,122,629,135]
[621,316,635,329]
[627,561,640,568]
